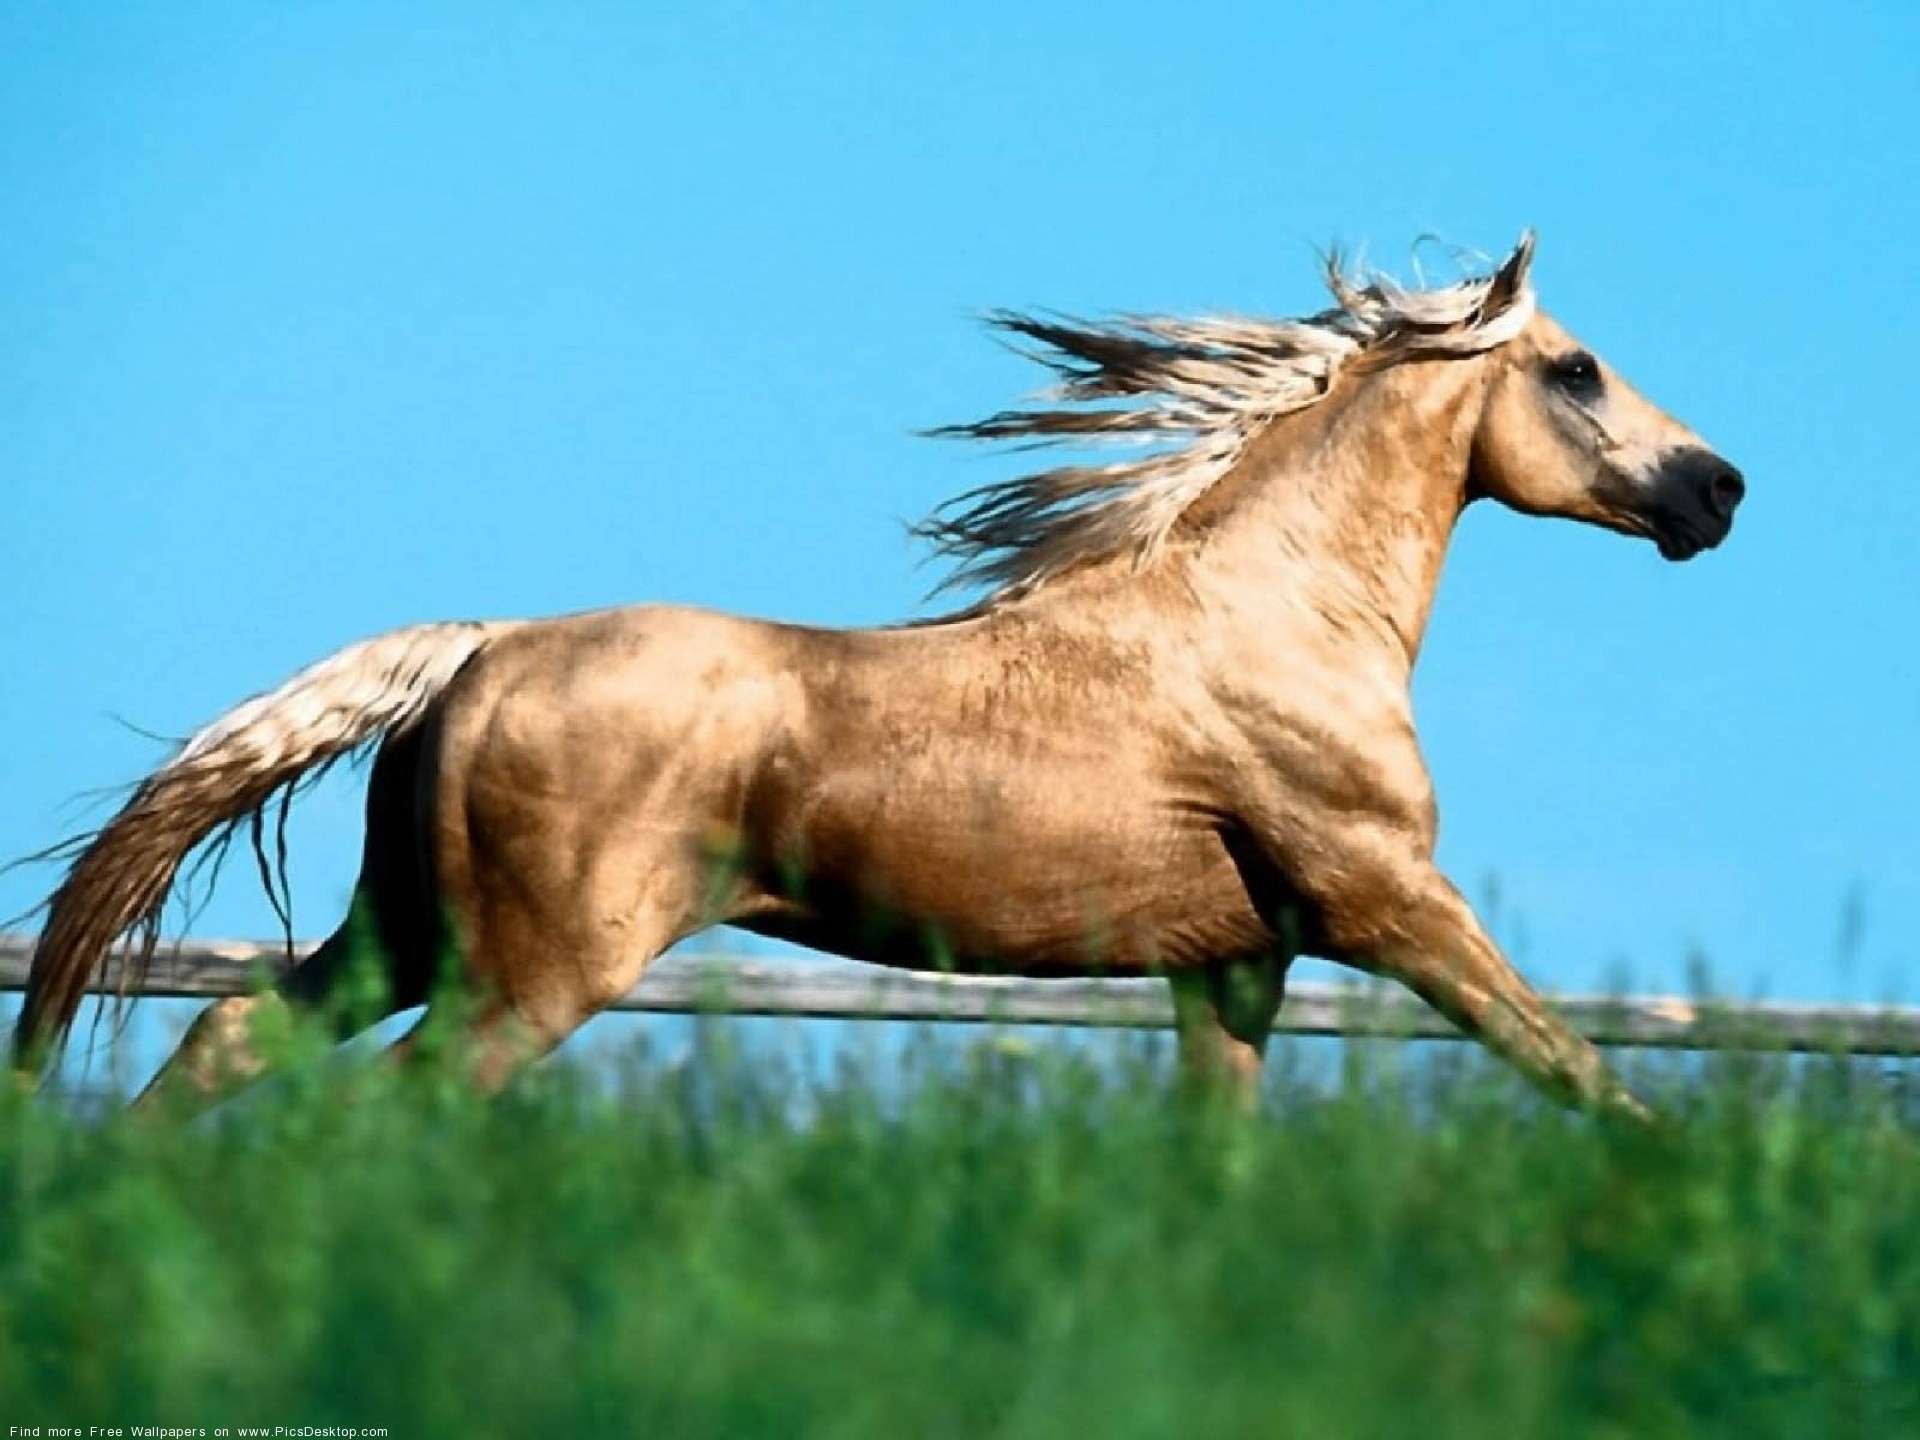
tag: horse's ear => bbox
[1483,231,1536,314]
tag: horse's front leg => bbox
[1235,722,1650,1120]
[1168,953,1290,1107]
[1333,866,1649,1120]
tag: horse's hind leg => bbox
[135,730,438,1108]
[1168,953,1289,1107]
[402,800,713,1091]
[135,922,405,1104]
[390,892,693,1092]
[403,623,776,1093]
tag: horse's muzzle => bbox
[1648,447,1744,561]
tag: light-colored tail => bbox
[12,620,515,1069]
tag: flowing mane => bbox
[919,233,1539,597]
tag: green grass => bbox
[2,1023,1918,1438]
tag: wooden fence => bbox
[2,935,1917,1054]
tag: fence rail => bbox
[2,935,1917,1054]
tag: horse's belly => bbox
[744,780,1276,974]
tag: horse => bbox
[12,234,1744,1115]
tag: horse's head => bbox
[1470,275,1744,561]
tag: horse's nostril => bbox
[1708,464,1745,518]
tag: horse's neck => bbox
[1185,361,1486,673]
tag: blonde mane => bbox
[919,232,1538,597]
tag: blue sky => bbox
[3,1,1916,1066]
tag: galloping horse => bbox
[14,235,1743,1114]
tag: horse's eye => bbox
[1547,350,1602,393]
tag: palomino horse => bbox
[14,235,1743,1114]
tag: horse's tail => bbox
[12,620,516,1071]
